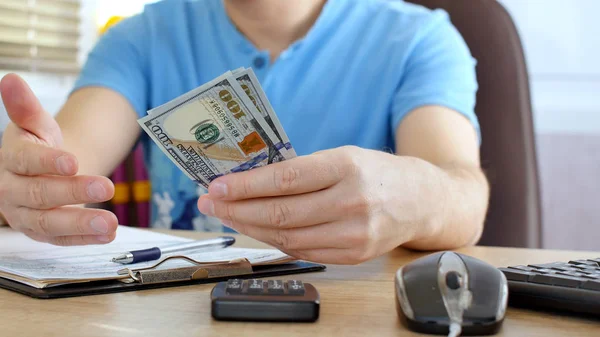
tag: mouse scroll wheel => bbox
[445,271,462,290]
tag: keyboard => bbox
[499,258,600,316]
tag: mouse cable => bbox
[448,322,462,337]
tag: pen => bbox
[110,236,236,264]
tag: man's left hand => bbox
[197,145,445,264]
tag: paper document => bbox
[0,226,292,288]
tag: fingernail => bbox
[210,181,228,199]
[90,216,109,234]
[222,220,233,228]
[56,155,73,175]
[87,181,107,201]
[198,198,215,216]
[96,235,112,243]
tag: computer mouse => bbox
[395,251,508,336]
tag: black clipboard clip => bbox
[116,256,254,285]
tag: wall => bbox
[498,0,600,134]
[0,0,156,137]
[498,0,600,251]
[0,0,97,136]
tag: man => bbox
[0,0,488,264]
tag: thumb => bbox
[0,73,63,147]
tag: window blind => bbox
[0,0,80,73]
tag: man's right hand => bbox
[0,74,118,245]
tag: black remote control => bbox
[210,279,320,322]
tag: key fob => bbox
[210,279,320,322]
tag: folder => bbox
[0,226,325,299]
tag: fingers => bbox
[2,141,78,176]
[11,206,118,238]
[6,174,114,209]
[206,152,344,200]
[228,221,377,264]
[283,248,372,265]
[24,229,117,246]
[0,73,63,146]
[199,189,341,228]
[223,221,372,252]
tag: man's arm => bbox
[55,87,141,177]
[56,12,150,177]
[395,105,489,250]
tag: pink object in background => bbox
[132,143,150,227]
[110,162,130,226]
[108,142,151,227]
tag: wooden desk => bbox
[1,230,599,337]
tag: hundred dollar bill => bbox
[233,68,297,158]
[138,72,288,188]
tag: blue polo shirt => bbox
[72,0,479,231]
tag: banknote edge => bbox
[239,68,296,158]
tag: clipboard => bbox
[0,255,326,299]
[0,256,326,299]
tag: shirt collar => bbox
[212,0,341,57]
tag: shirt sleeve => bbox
[391,9,480,143]
[71,14,149,118]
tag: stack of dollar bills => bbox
[137,68,296,189]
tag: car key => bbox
[210,279,320,322]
